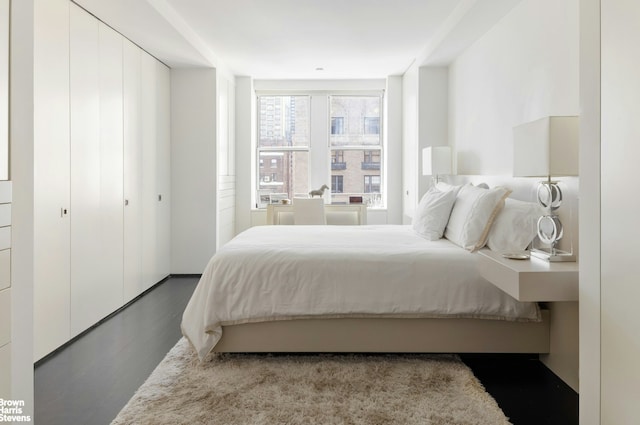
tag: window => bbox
[331,150,346,170]
[364,117,380,135]
[329,95,383,206]
[362,150,380,170]
[331,117,344,135]
[257,96,310,201]
[256,93,384,209]
[364,175,381,193]
[331,175,344,193]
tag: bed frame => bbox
[214,310,550,354]
[219,199,549,355]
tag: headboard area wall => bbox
[448,0,579,178]
[438,0,580,259]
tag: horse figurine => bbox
[308,184,329,198]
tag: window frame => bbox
[328,94,384,207]
[255,91,385,210]
[256,95,311,206]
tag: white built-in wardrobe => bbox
[34,0,170,361]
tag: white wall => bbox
[170,68,218,273]
[0,0,7,181]
[418,67,448,196]
[401,66,448,222]
[216,74,236,249]
[600,0,640,422]
[401,66,418,223]
[0,0,9,401]
[234,77,254,234]
[384,76,403,225]
[10,0,35,417]
[579,0,601,422]
[449,0,579,175]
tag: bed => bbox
[181,224,549,361]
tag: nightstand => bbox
[477,248,579,391]
[477,249,578,302]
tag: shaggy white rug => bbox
[111,338,511,425]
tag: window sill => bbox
[251,206,387,212]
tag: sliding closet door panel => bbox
[97,22,124,311]
[123,40,143,303]
[70,5,100,336]
[70,7,123,336]
[141,52,158,290]
[156,62,171,279]
[33,0,70,361]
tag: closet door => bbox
[70,7,124,336]
[140,52,171,289]
[98,23,124,310]
[141,51,159,290]
[123,40,143,303]
[156,62,171,280]
[33,0,71,361]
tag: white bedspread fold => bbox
[182,225,540,360]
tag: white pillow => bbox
[486,198,545,252]
[444,184,512,251]
[412,187,457,240]
[435,182,463,196]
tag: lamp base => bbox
[530,248,576,262]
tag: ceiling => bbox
[73,0,522,79]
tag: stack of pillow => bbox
[412,182,544,252]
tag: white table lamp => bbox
[513,116,579,261]
[422,146,452,183]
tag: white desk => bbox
[266,204,367,225]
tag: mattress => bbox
[182,225,541,360]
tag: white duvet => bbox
[182,225,540,360]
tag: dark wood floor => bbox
[35,276,578,425]
[461,354,578,425]
[34,276,200,425]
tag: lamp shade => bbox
[422,146,452,176]
[513,116,579,177]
